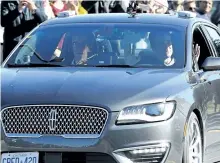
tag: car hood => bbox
[1,67,187,111]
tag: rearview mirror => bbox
[201,57,220,71]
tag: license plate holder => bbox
[1,152,39,163]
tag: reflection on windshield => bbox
[6,24,185,68]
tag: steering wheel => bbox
[136,51,164,66]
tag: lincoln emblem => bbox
[48,109,58,131]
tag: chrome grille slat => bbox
[1,105,108,138]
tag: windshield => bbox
[5,23,186,68]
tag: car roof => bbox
[41,13,208,28]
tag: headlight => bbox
[116,101,176,125]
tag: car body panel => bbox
[1,108,186,163]
[1,13,220,163]
[1,68,186,111]
[198,23,220,163]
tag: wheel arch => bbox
[193,108,205,152]
[182,107,205,163]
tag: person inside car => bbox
[192,41,201,71]
[147,31,175,66]
[72,36,90,65]
[71,31,99,65]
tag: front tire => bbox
[183,112,203,163]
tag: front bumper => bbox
[1,109,186,163]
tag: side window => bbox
[193,27,212,70]
[204,26,220,57]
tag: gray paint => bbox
[1,13,220,163]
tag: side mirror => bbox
[201,57,220,71]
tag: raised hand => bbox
[193,43,200,62]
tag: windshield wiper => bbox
[95,64,138,68]
[7,63,65,67]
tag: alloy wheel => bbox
[186,113,203,163]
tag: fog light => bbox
[144,149,149,153]
[149,148,156,153]
[129,144,169,155]
[130,149,149,155]
[114,143,170,163]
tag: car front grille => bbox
[1,105,108,138]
